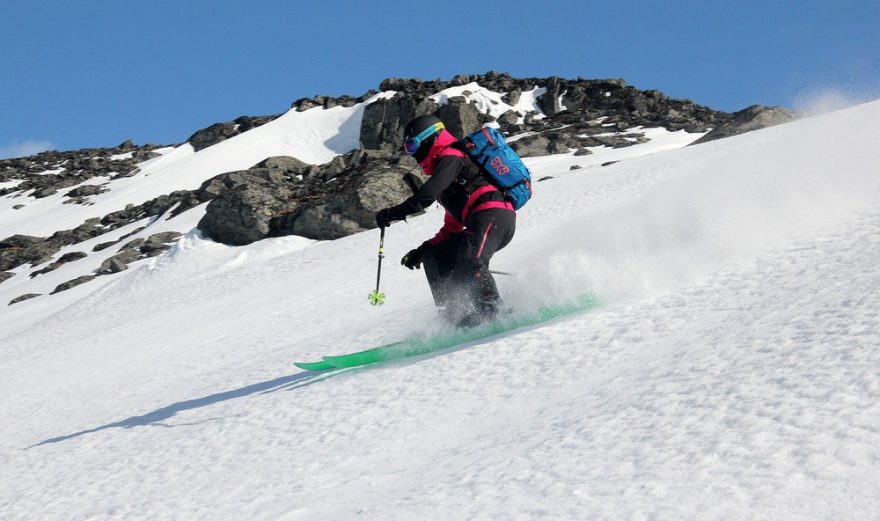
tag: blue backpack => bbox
[458,126,533,210]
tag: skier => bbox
[375,115,516,327]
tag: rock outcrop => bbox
[691,105,797,144]
[0,141,164,202]
[197,150,423,244]
[187,115,279,152]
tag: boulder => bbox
[66,185,108,198]
[497,110,519,128]
[0,235,61,271]
[254,156,311,175]
[359,94,440,151]
[142,232,182,253]
[98,249,141,274]
[282,169,423,240]
[59,251,88,263]
[118,238,146,252]
[29,251,88,278]
[691,105,797,144]
[9,293,41,306]
[187,115,278,152]
[437,98,486,138]
[51,275,96,294]
[197,169,299,246]
[501,89,521,107]
[511,135,551,157]
[538,77,566,116]
[101,257,129,274]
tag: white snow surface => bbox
[430,82,548,122]
[2,100,880,520]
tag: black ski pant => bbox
[422,209,516,313]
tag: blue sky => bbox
[1,0,878,157]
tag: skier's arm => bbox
[386,156,462,217]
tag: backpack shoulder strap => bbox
[436,142,466,158]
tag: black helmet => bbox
[403,115,444,162]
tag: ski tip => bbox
[293,360,336,372]
[321,355,351,369]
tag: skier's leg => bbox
[421,235,461,307]
[453,209,516,323]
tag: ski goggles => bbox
[403,122,444,155]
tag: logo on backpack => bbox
[489,156,511,176]
[459,127,532,210]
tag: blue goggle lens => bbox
[403,122,444,155]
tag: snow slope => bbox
[1,100,880,520]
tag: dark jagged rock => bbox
[66,184,108,199]
[97,231,183,274]
[187,115,279,152]
[29,251,88,278]
[197,169,301,246]
[142,232,182,254]
[197,148,422,244]
[0,235,43,249]
[436,97,492,139]
[691,105,797,144]
[537,77,566,116]
[92,225,147,252]
[51,275,96,294]
[511,135,552,158]
[9,293,41,305]
[353,72,792,161]
[101,257,129,274]
[254,156,311,175]
[0,235,61,271]
[1,271,14,285]
[360,94,440,151]
[284,168,423,240]
[59,251,88,263]
[98,249,140,274]
[0,142,165,202]
[118,238,147,252]
[0,185,196,272]
[32,172,89,198]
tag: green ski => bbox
[293,293,600,372]
[293,359,336,371]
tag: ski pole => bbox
[489,270,514,276]
[368,227,386,306]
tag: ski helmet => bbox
[403,115,444,162]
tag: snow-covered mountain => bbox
[1,75,796,318]
[1,78,879,520]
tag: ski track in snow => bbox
[1,100,880,520]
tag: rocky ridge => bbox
[1,73,796,305]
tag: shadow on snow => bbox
[27,370,337,449]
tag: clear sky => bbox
[1,0,878,157]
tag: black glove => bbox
[376,207,405,229]
[401,243,430,270]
